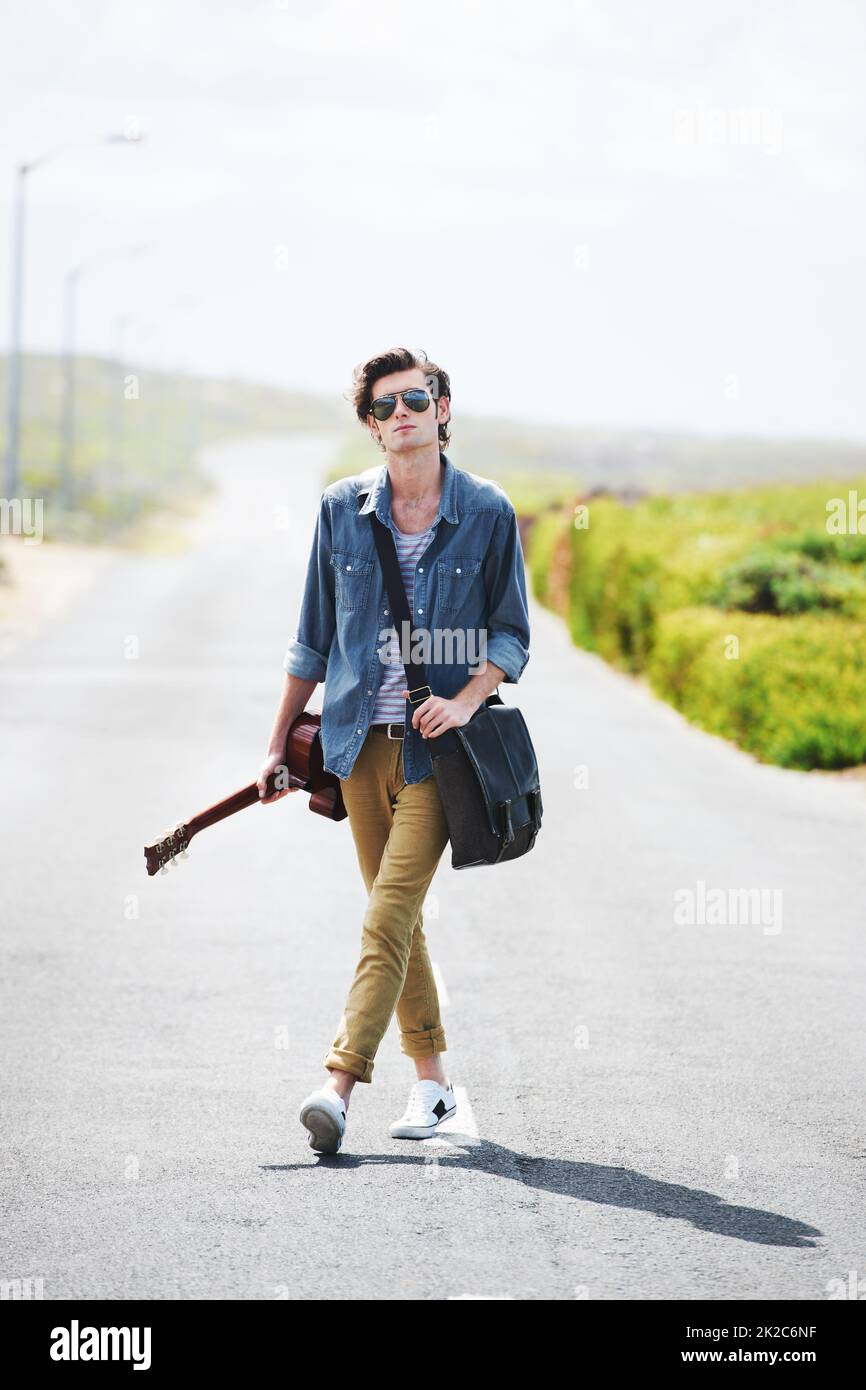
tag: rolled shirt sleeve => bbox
[474,504,530,684]
[283,492,335,683]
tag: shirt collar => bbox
[357,450,459,526]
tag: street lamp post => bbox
[110,310,137,493]
[59,264,81,511]
[2,130,145,500]
[58,242,152,509]
[4,162,28,500]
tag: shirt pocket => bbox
[331,551,375,611]
[437,556,483,615]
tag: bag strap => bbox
[367,510,505,730]
[368,513,433,710]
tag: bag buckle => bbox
[407,683,432,706]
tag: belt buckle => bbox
[387,721,403,740]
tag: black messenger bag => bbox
[369,512,543,869]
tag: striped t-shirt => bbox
[371,520,437,723]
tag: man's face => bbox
[367,366,449,455]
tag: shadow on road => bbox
[263,1141,821,1248]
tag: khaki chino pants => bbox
[323,727,451,1084]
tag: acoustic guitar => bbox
[144,710,346,876]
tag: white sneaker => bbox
[298,1086,348,1154]
[389,1079,457,1139]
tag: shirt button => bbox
[367,689,372,695]
[419,566,423,572]
[417,608,423,614]
[383,609,389,615]
[356,728,362,734]
[456,567,461,574]
[346,564,352,570]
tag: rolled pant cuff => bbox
[323,1047,374,1084]
[400,1026,447,1058]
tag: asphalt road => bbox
[2,433,865,1301]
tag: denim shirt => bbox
[283,451,530,784]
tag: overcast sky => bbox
[2,0,865,439]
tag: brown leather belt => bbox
[369,721,405,739]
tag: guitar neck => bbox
[186,770,307,840]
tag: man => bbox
[257,347,530,1154]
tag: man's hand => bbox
[257,750,300,804]
[402,663,506,738]
[402,689,479,739]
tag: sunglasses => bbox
[369,387,433,422]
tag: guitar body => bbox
[144,710,346,876]
[286,710,347,822]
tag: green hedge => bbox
[525,476,866,768]
[526,508,568,610]
[563,484,866,668]
[648,607,866,769]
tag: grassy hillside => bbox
[0,352,346,547]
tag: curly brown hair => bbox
[347,347,451,452]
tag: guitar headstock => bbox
[144,823,191,877]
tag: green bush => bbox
[708,548,839,614]
[775,530,866,564]
[523,475,866,768]
[648,607,866,769]
[561,492,749,668]
[526,508,569,612]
